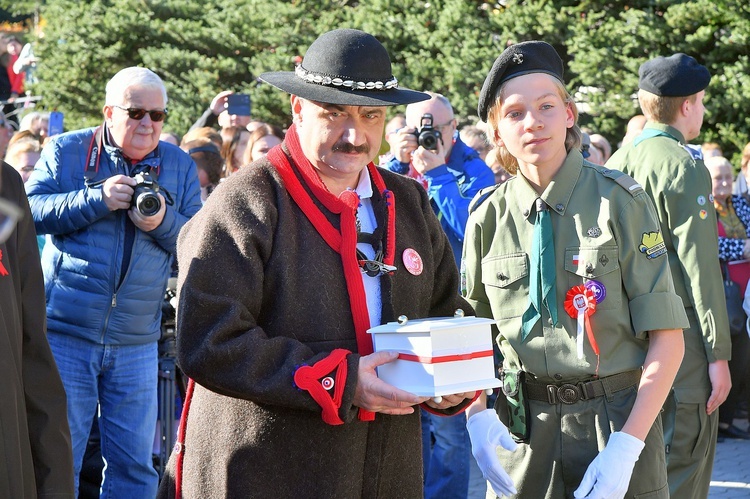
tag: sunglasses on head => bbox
[113,105,168,122]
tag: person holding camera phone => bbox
[188,90,253,135]
[384,91,494,499]
[25,67,202,498]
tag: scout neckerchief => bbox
[632,127,676,147]
[267,124,396,421]
[521,198,557,340]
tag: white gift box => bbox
[367,315,502,398]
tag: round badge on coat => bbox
[697,195,706,206]
[403,248,423,276]
[699,209,708,220]
[584,280,607,304]
[321,377,334,390]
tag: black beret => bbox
[477,41,564,122]
[638,53,711,97]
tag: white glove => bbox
[573,431,645,499]
[466,409,518,498]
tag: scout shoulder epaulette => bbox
[469,183,504,214]
[596,166,643,197]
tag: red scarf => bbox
[269,126,397,423]
[268,125,396,358]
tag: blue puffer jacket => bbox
[25,127,203,345]
[384,136,495,266]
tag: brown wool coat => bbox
[0,162,74,498]
[158,151,471,498]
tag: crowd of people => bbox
[0,25,748,499]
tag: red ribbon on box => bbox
[397,349,494,364]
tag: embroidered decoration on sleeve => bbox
[638,231,667,259]
[293,349,351,426]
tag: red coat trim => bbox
[293,349,351,426]
[174,377,196,499]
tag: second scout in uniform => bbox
[462,41,688,498]
[607,53,732,499]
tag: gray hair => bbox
[105,67,168,106]
[419,91,454,117]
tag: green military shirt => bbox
[463,149,688,382]
[607,123,731,363]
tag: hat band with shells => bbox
[295,65,399,91]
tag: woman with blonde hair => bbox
[241,123,284,166]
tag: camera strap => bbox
[84,123,163,183]
[84,125,104,182]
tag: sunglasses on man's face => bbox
[113,105,168,122]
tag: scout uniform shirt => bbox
[607,123,731,369]
[463,148,688,382]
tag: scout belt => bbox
[524,369,641,405]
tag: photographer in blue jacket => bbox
[384,91,495,498]
[384,92,495,263]
[25,67,202,498]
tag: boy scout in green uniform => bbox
[607,53,732,499]
[462,41,689,499]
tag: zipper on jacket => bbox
[100,155,127,343]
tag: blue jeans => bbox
[421,409,471,499]
[48,332,159,498]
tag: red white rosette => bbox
[564,285,600,361]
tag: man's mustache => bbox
[332,143,370,154]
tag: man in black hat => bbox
[157,28,477,498]
[607,53,731,499]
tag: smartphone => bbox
[226,93,251,116]
[48,111,64,136]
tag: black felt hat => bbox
[259,29,429,107]
[638,53,711,97]
[477,41,564,122]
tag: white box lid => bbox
[367,316,497,334]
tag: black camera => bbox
[412,113,443,151]
[131,171,162,216]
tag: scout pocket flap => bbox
[564,246,619,278]
[481,253,528,288]
[481,253,528,318]
[564,246,621,310]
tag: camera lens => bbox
[420,133,437,150]
[136,192,161,216]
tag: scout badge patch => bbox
[564,285,600,374]
[638,231,667,259]
[584,279,606,304]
